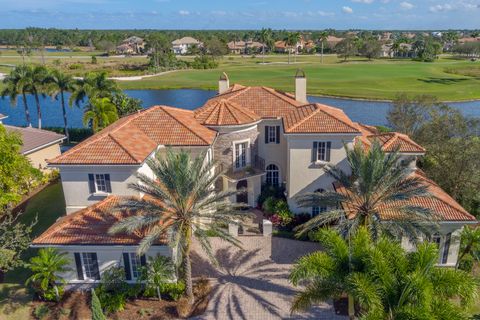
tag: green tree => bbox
[295,141,436,241]
[139,255,175,300]
[360,39,382,60]
[70,71,119,107]
[456,226,480,270]
[26,65,49,129]
[204,37,228,59]
[290,227,478,319]
[336,36,358,62]
[26,248,70,302]
[83,97,118,132]
[285,32,301,64]
[1,65,33,126]
[91,288,106,320]
[0,124,42,207]
[109,149,245,303]
[259,28,273,64]
[318,31,329,64]
[0,208,35,274]
[111,92,142,117]
[46,69,76,142]
[145,33,171,71]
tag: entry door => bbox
[236,180,248,205]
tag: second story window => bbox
[312,141,332,162]
[265,125,280,144]
[88,173,112,194]
[235,142,247,169]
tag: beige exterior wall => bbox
[26,143,62,171]
[43,245,172,284]
[224,174,262,207]
[257,119,288,186]
[285,134,356,213]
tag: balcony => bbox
[218,155,265,181]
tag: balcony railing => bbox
[217,155,265,181]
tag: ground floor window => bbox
[123,252,147,280]
[430,233,452,265]
[74,252,100,280]
[266,164,279,186]
[311,188,327,217]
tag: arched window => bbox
[266,164,279,186]
[312,188,327,217]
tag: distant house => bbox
[381,44,393,58]
[227,40,264,55]
[325,36,344,49]
[394,43,416,58]
[116,36,145,55]
[275,37,315,54]
[4,122,65,171]
[171,37,202,55]
[458,37,480,44]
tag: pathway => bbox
[191,236,346,320]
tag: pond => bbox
[1,89,480,128]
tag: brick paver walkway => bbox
[191,236,347,320]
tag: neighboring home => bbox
[227,40,264,55]
[4,123,65,171]
[393,43,416,58]
[458,37,480,44]
[381,44,393,58]
[325,35,344,49]
[274,37,315,54]
[33,72,476,285]
[116,36,145,55]
[171,37,203,55]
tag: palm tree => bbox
[27,65,49,129]
[456,226,480,269]
[140,255,175,300]
[46,69,76,142]
[1,65,33,127]
[109,149,246,303]
[295,141,436,242]
[26,248,70,301]
[285,32,301,64]
[70,71,119,107]
[318,31,329,64]
[259,28,272,64]
[291,227,478,319]
[83,97,118,132]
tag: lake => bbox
[1,89,480,128]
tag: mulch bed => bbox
[31,291,91,320]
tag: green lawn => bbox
[0,182,65,320]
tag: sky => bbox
[0,0,479,30]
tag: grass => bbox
[0,182,65,320]
[1,53,480,101]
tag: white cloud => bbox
[317,10,335,16]
[399,1,414,10]
[429,4,454,12]
[178,10,189,15]
[211,10,226,15]
[351,0,374,3]
[342,6,354,14]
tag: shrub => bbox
[91,289,106,320]
[33,304,50,320]
[458,254,475,272]
[274,200,289,213]
[95,266,129,314]
[96,288,127,314]
[263,197,277,214]
[257,183,285,207]
[176,297,191,318]
[160,281,186,301]
[91,55,98,64]
[68,63,84,70]
[191,55,219,69]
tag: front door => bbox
[236,180,248,205]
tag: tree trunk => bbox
[61,91,70,143]
[262,45,265,64]
[321,42,324,64]
[348,294,355,319]
[22,92,31,127]
[288,50,291,64]
[34,91,42,129]
[157,286,162,301]
[184,249,194,304]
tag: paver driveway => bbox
[191,235,347,320]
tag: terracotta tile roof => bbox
[194,99,261,126]
[4,125,65,155]
[32,196,168,246]
[283,103,361,134]
[49,106,217,165]
[334,170,476,222]
[353,123,425,154]
[204,86,302,119]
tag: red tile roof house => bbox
[33,72,477,285]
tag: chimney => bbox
[218,72,230,94]
[295,69,307,103]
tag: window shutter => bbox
[123,253,132,281]
[74,253,84,280]
[442,233,451,264]
[88,174,95,193]
[140,255,147,267]
[276,126,280,144]
[311,142,318,162]
[264,126,269,144]
[326,142,332,162]
[92,253,100,280]
[105,174,112,193]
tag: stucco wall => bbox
[285,134,356,213]
[224,174,262,207]
[257,119,288,185]
[45,245,172,284]
[27,143,62,171]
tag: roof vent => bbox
[219,72,230,94]
[295,69,307,104]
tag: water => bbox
[1,89,480,128]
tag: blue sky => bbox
[0,0,478,30]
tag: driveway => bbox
[191,236,346,320]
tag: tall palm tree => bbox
[82,97,118,132]
[46,69,76,142]
[290,227,478,319]
[285,32,301,64]
[259,28,272,64]
[27,65,49,129]
[318,31,329,64]
[1,65,33,127]
[109,150,246,303]
[295,141,436,242]
[69,71,119,107]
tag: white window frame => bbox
[128,253,142,280]
[81,252,98,280]
[94,174,108,193]
[266,126,278,144]
[431,233,446,265]
[266,164,280,186]
[316,141,328,162]
[311,189,327,217]
[233,139,250,170]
